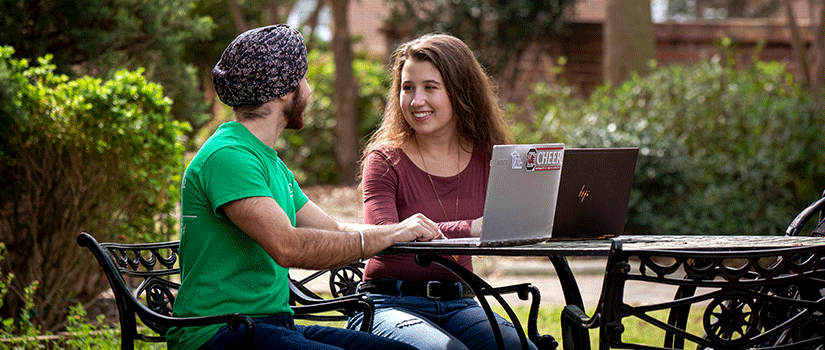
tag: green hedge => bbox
[0,46,189,331]
[517,57,824,236]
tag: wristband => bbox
[358,230,366,262]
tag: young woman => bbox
[350,33,537,350]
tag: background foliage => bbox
[383,0,574,80]
[0,47,188,332]
[0,0,212,145]
[275,49,391,185]
[516,50,825,236]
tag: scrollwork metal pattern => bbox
[101,241,179,277]
[329,264,363,298]
[636,250,822,284]
[703,291,759,345]
[145,283,176,317]
[613,244,825,349]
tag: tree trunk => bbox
[603,0,654,86]
[330,0,360,184]
[811,0,825,104]
[785,0,813,86]
[227,0,249,33]
[785,0,824,105]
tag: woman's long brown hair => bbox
[359,33,513,177]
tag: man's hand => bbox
[356,213,442,260]
[391,213,444,242]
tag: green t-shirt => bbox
[167,121,308,350]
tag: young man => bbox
[167,24,442,350]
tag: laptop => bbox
[394,146,639,248]
[395,143,565,247]
[551,148,639,239]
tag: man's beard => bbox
[283,86,307,130]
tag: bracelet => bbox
[358,230,366,262]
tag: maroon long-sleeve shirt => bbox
[361,145,491,282]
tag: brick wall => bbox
[518,19,818,100]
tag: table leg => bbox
[549,256,591,350]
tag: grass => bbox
[503,304,705,349]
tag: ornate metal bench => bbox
[77,232,374,350]
[289,262,374,328]
[786,190,825,238]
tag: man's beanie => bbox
[212,24,308,107]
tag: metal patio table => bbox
[382,235,825,350]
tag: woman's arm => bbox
[362,151,402,226]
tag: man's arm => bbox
[296,199,445,246]
[223,196,440,270]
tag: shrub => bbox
[518,56,824,236]
[0,46,189,332]
[0,243,44,349]
[0,244,128,349]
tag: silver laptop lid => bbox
[480,143,564,243]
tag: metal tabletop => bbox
[384,235,825,257]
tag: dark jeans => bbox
[198,315,418,350]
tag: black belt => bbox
[358,280,475,300]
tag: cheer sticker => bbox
[523,147,563,171]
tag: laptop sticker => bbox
[511,150,522,169]
[525,147,563,172]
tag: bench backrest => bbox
[787,190,825,237]
[78,232,370,349]
[78,232,185,347]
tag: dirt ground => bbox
[302,185,365,223]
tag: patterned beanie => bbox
[212,24,308,107]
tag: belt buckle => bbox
[426,281,442,300]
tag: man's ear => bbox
[277,91,293,102]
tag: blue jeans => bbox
[198,315,417,350]
[347,294,538,350]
